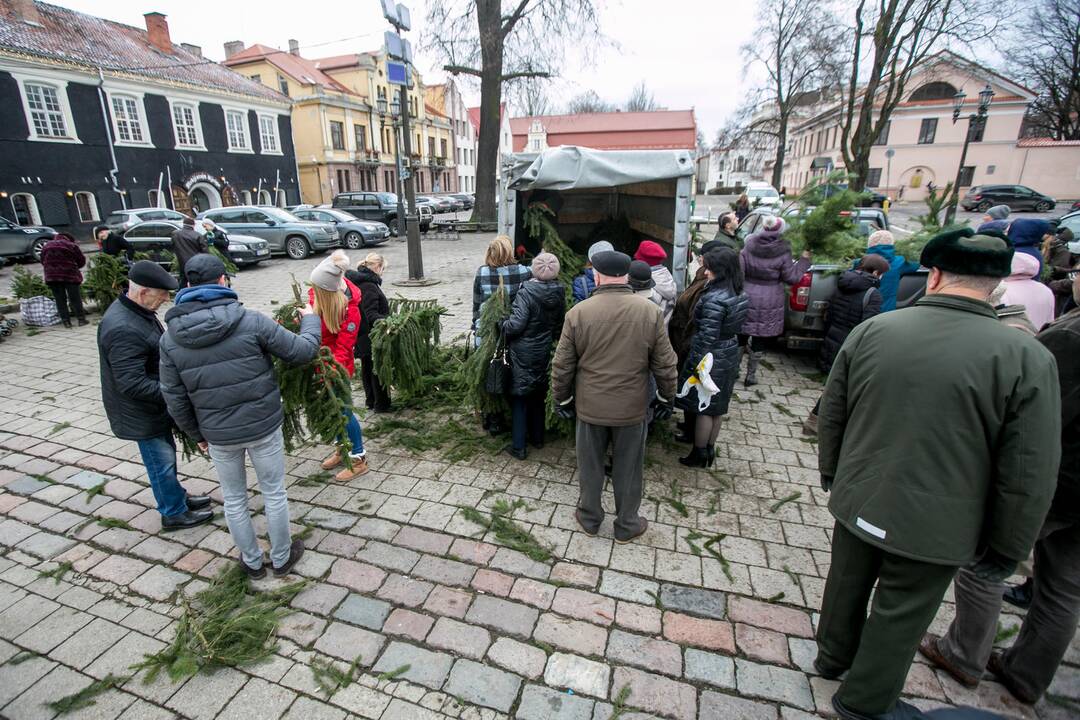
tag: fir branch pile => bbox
[461,284,511,416]
[370,298,447,398]
[524,202,584,304]
[82,253,129,311]
[10,266,51,300]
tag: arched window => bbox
[11,193,40,225]
[148,189,163,208]
[909,82,959,102]
[276,189,287,207]
[75,192,99,222]
[241,190,252,205]
[258,190,272,206]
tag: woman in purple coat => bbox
[739,216,811,385]
[39,232,87,328]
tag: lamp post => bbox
[377,96,407,238]
[943,84,994,226]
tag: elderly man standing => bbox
[815,228,1061,720]
[551,250,678,544]
[170,217,207,288]
[919,270,1080,707]
[97,260,213,531]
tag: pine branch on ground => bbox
[47,673,130,714]
[460,498,552,563]
[38,560,73,584]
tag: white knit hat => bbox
[310,251,347,291]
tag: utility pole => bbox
[381,0,437,285]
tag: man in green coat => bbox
[814,228,1061,720]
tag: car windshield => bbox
[324,210,359,223]
[263,208,302,222]
[377,193,397,205]
[747,188,778,198]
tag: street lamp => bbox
[376,97,407,238]
[944,83,994,225]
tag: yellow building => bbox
[223,41,457,203]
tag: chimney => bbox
[7,0,41,24]
[143,12,172,53]
[223,40,245,59]
[180,43,202,58]
[288,39,300,56]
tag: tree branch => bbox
[501,0,533,37]
[500,70,552,81]
[443,64,484,77]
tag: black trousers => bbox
[47,282,85,321]
[510,387,547,451]
[816,522,957,714]
[359,353,391,411]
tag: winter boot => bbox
[706,446,716,468]
[321,450,342,470]
[744,350,760,387]
[334,454,369,482]
[679,446,710,468]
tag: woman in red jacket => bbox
[308,250,369,481]
[40,232,87,328]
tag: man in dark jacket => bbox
[160,254,321,579]
[551,250,678,544]
[95,225,134,262]
[98,260,212,530]
[815,228,1061,720]
[705,213,740,251]
[919,271,1080,706]
[170,217,208,288]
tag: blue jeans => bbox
[136,434,188,518]
[342,410,365,456]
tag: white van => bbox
[745,181,781,208]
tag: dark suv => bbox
[961,185,1056,213]
[332,192,432,234]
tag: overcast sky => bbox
[54,0,761,142]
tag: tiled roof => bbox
[467,103,506,132]
[425,102,447,119]
[224,44,353,95]
[1017,137,1080,147]
[510,110,697,152]
[0,1,286,103]
[311,53,374,71]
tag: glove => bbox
[555,397,576,421]
[820,474,833,492]
[652,392,674,422]
[967,548,1018,583]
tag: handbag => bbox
[20,296,60,327]
[484,332,511,394]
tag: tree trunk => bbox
[771,113,788,189]
[470,0,504,224]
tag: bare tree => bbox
[423,0,604,222]
[743,0,842,189]
[507,77,553,117]
[566,89,616,113]
[625,81,658,112]
[838,0,996,191]
[1007,0,1080,140]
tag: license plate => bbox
[256,248,269,256]
[383,231,390,238]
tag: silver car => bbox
[104,207,189,232]
[197,206,339,259]
[0,217,55,263]
[122,220,271,268]
[292,208,390,249]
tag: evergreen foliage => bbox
[47,674,129,714]
[10,266,51,300]
[895,182,963,262]
[370,298,447,398]
[83,253,128,311]
[785,190,863,262]
[524,202,584,304]
[462,285,511,415]
[134,564,306,683]
[460,497,553,562]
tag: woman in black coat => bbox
[500,252,566,460]
[346,253,392,412]
[677,248,750,467]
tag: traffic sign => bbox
[387,61,408,86]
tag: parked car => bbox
[420,195,454,213]
[440,195,464,212]
[197,206,339,260]
[292,208,390,248]
[961,185,1056,213]
[745,182,782,208]
[800,184,888,208]
[103,207,189,232]
[0,218,56,263]
[731,206,888,244]
[449,193,474,210]
[122,220,270,268]
[1070,200,1080,212]
[331,192,432,234]
[1055,209,1080,242]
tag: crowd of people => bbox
[70,196,1078,717]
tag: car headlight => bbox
[228,244,246,252]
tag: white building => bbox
[425,79,476,193]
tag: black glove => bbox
[651,392,674,422]
[968,548,1018,583]
[820,474,833,492]
[555,398,576,421]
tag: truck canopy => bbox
[499,146,696,290]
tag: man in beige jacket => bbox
[552,250,678,543]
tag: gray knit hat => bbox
[587,240,614,261]
[310,253,346,291]
[986,204,1010,221]
[531,252,560,281]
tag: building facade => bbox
[468,104,513,182]
[0,3,296,239]
[509,110,697,153]
[426,80,476,193]
[782,53,1080,201]
[225,44,457,203]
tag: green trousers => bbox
[816,522,958,714]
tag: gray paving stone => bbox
[51,617,129,669]
[85,631,165,680]
[412,554,477,587]
[0,652,55,707]
[3,663,92,720]
[444,658,522,713]
[545,652,611,698]
[373,640,454,689]
[357,540,421,573]
[4,475,51,495]
[65,470,112,490]
[610,666,697,720]
[598,570,659,605]
[487,637,547,679]
[129,565,189,601]
[699,690,780,719]
[292,582,349,616]
[534,613,608,657]
[659,584,726,620]
[330,681,391,718]
[282,695,347,720]
[517,683,596,720]
[465,594,539,637]
[15,605,93,653]
[0,595,59,639]
[302,507,357,531]
[313,621,385,665]
[427,617,491,659]
[165,666,248,720]
[490,547,551,580]
[16,529,77,559]
[217,677,297,720]
[735,658,815,711]
[685,648,736,689]
[606,628,682,677]
[0,519,37,546]
[333,593,392,630]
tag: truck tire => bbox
[285,236,310,260]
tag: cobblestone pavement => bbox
[0,231,1078,719]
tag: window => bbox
[258,114,279,153]
[440,139,448,158]
[258,190,272,206]
[171,101,203,148]
[330,121,345,150]
[336,169,351,192]
[277,74,289,96]
[225,109,250,151]
[250,74,261,83]
[11,193,40,225]
[873,121,890,145]
[147,189,163,208]
[968,120,985,143]
[531,139,540,151]
[958,165,975,187]
[23,82,70,139]
[909,81,959,102]
[917,118,937,144]
[866,168,882,187]
[354,124,367,151]
[241,190,252,205]
[75,192,99,222]
[110,94,146,143]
